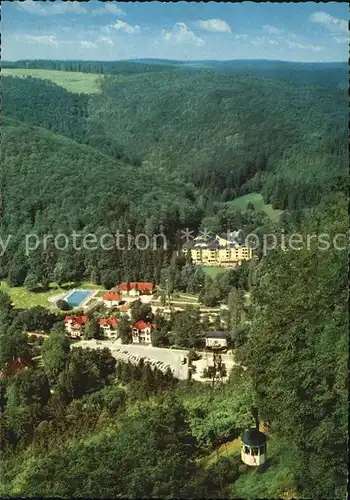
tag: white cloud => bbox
[92,3,126,17]
[235,34,248,41]
[262,25,284,36]
[107,20,140,34]
[251,36,279,46]
[162,23,204,46]
[236,34,279,46]
[21,35,58,45]
[105,4,126,16]
[194,19,231,33]
[286,40,322,52]
[333,35,348,44]
[309,12,347,34]
[99,36,114,46]
[80,40,98,49]
[16,0,87,16]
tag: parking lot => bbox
[77,339,238,382]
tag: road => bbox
[76,339,238,382]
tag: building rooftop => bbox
[133,320,156,330]
[99,318,119,328]
[241,429,267,447]
[64,315,88,326]
[117,282,153,293]
[0,357,32,377]
[103,291,121,301]
[205,331,228,339]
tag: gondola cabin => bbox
[205,331,228,351]
[241,428,267,466]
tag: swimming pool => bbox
[65,290,93,307]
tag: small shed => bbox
[241,428,267,466]
[205,331,228,351]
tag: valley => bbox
[0,35,347,500]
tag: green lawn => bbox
[201,437,241,468]
[0,281,104,309]
[2,68,149,95]
[203,267,228,278]
[229,192,265,211]
[171,293,199,303]
[2,69,102,94]
[226,192,283,222]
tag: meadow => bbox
[0,281,105,309]
[1,68,102,94]
[226,193,283,222]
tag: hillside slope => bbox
[1,117,197,231]
[3,70,347,211]
[87,71,347,208]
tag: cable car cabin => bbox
[241,428,267,466]
[205,331,228,351]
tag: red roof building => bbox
[64,316,88,338]
[0,357,32,377]
[99,318,119,329]
[133,320,156,331]
[64,315,88,326]
[117,282,153,295]
[132,321,156,344]
[103,291,121,302]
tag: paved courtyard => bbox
[77,339,238,382]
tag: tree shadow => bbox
[257,457,276,472]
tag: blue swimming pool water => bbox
[66,290,93,307]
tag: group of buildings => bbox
[183,232,252,267]
[64,314,155,343]
[63,281,156,343]
[103,281,154,307]
[62,232,253,344]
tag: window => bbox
[251,447,259,456]
[244,445,250,454]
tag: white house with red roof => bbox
[64,315,88,338]
[117,282,154,297]
[99,317,119,338]
[132,320,156,344]
[103,291,121,308]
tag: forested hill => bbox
[2,70,347,212]
[89,71,347,208]
[3,58,347,88]
[1,116,199,231]
[1,116,202,285]
[0,61,348,498]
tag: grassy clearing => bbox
[232,437,297,498]
[203,267,228,278]
[2,69,102,94]
[199,435,297,498]
[0,281,60,309]
[201,437,241,468]
[229,192,265,211]
[0,281,104,309]
[171,293,199,303]
[226,192,283,222]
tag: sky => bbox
[2,1,348,62]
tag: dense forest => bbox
[3,58,347,88]
[1,65,347,286]
[0,60,348,497]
